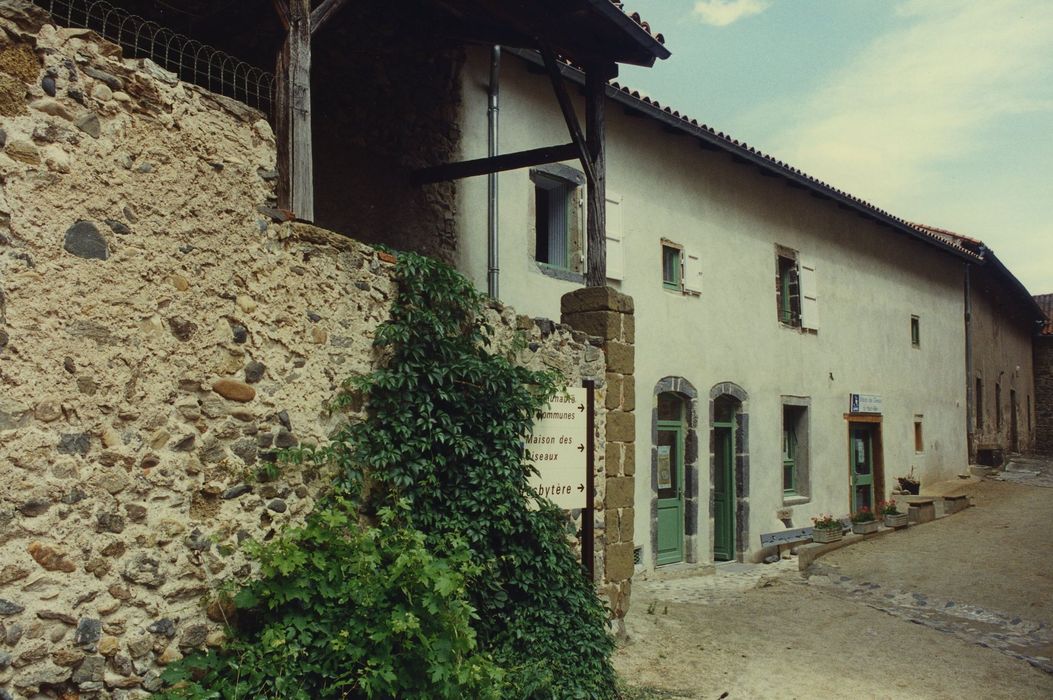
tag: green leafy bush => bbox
[161,500,504,699]
[333,253,616,698]
[161,252,616,698]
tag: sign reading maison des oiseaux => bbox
[526,386,588,510]
[849,393,882,414]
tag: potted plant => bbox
[810,514,843,543]
[850,506,879,535]
[896,467,920,495]
[880,499,908,528]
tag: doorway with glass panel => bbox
[848,421,884,514]
[655,392,686,566]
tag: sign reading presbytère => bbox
[849,393,882,414]
[526,386,588,510]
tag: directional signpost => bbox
[527,386,589,510]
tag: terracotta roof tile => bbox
[610,3,666,44]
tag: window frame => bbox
[914,415,924,453]
[775,247,801,328]
[661,240,683,291]
[530,165,584,277]
[782,423,798,495]
[781,399,811,504]
[911,315,921,348]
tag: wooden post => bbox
[585,64,612,287]
[273,0,314,221]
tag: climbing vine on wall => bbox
[161,252,616,698]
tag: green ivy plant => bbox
[160,252,616,698]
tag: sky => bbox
[619,0,1053,296]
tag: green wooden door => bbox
[850,424,875,513]
[655,423,684,566]
[713,424,735,561]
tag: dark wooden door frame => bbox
[845,415,884,513]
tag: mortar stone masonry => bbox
[0,4,612,695]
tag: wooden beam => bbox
[539,42,595,185]
[271,0,290,29]
[585,63,609,288]
[274,0,314,221]
[310,0,349,35]
[415,143,579,184]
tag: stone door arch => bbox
[650,377,699,566]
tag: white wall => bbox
[456,49,968,566]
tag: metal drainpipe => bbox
[964,261,974,458]
[487,45,501,299]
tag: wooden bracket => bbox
[415,143,579,184]
[539,42,595,185]
[311,0,349,35]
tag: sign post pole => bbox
[583,380,595,582]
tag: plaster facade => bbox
[456,48,969,567]
[967,266,1037,462]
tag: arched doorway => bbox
[651,378,699,567]
[709,383,749,562]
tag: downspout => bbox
[964,262,974,461]
[487,45,501,299]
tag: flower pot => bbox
[884,513,908,528]
[811,527,842,544]
[852,520,879,535]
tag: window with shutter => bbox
[661,243,681,290]
[531,166,584,275]
[776,252,801,327]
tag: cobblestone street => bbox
[615,461,1053,699]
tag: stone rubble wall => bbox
[1035,337,1053,456]
[0,3,606,697]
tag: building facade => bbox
[455,49,972,567]
[915,226,1044,464]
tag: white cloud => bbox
[692,0,771,27]
[768,0,1053,211]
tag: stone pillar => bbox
[561,287,635,623]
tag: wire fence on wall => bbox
[34,0,274,113]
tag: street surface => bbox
[615,459,1053,699]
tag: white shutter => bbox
[605,192,624,281]
[683,250,702,295]
[799,257,819,330]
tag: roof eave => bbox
[507,48,979,263]
[979,249,1047,324]
[584,0,671,66]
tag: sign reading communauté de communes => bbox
[526,386,588,510]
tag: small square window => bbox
[914,416,924,453]
[662,243,681,290]
[911,315,920,347]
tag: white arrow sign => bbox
[526,386,588,509]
